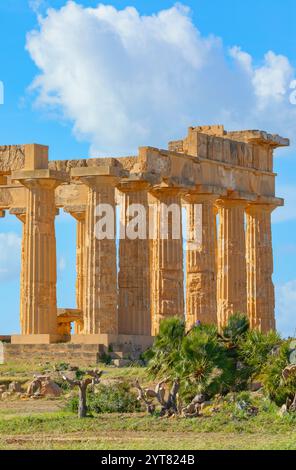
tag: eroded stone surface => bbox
[0,125,288,343]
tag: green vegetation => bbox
[145,314,295,407]
[0,314,295,449]
[262,340,296,406]
[66,382,141,414]
[0,396,296,449]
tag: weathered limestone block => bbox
[216,198,248,328]
[0,175,8,185]
[0,145,25,172]
[118,181,151,336]
[24,144,49,170]
[185,194,217,329]
[150,188,184,335]
[57,308,83,336]
[246,204,276,332]
[27,375,62,397]
[168,140,184,153]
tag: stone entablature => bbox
[169,125,289,172]
[0,125,289,344]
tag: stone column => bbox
[9,209,26,335]
[185,194,217,329]
[11,144,67,343]
[246,204,275,332]
[75,211,86,334]
[71,168,119,336]
[64,206,86,334]
[11,177,65,342]
[118,181,151,336]
[150,188,184,335]
[216,198,248,328]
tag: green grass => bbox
[0,411,295,450]
[1,361,296,450]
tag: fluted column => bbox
[185,194,217,329]
[19,179,60,335]
[216,199,247,328]
[83,176,118,335]
[246,204,275,332]
[75,211,85,333]
[15,212,26,334]
[11,144,68,343]
[150,188,184,335]
[118,182,151,336]
[64,207,86,334]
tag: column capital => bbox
[246,202,277,214]
[149,184,186,202]
[12,169,69,190]
[183,192,219,204]
[71,166,121,189]
[215,197,249,209]
[64,204,86,221]
[117,178,151,193]
[9,207,26,223]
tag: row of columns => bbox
[11,172,276,338]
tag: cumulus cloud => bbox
[29,0,45,14]
[0,232,21,282]
[230,47,294,106]
[276,280,296,338]
[26,2,296,155]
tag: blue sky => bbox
[0,0,295,336]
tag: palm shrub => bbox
[261,340,296,406]
[238,329,281,381]
[219,313,251,391]
[145,315,293,407]
[144,316,186,379]
[145,317,235,401]
[178,324,235,400]
[219,312,250,348]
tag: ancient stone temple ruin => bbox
[0,125,289,363]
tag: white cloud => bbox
[0,232,21,281]
[276,280,296,338]
[26,2,296,156]
[230,47,294,106]
[253,52,293,103]
[29,0,45,14]
[229,46,253,74]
